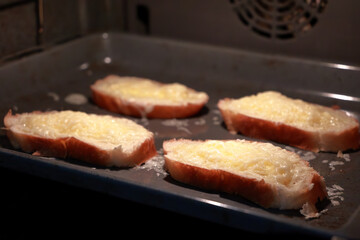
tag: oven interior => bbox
[0,1,359,239]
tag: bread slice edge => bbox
[218,98,360,152]
[91,75,209,118]
[3,110,157,167]
[163,139,328,214]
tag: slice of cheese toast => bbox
[218,91,360,152]
[4,110,157,167]
[91,75,209,119]
[163,139,327,217]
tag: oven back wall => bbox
[1,0,360,67]
[126,0,360,66]
[0,0,125,61]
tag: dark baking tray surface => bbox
[0,33,359,239]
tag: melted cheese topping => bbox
[165,139,310,187]
[224,91,355,131]
[12,111,151,151]
[95,76,208,105]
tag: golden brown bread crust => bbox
[218,98,360,152]
[306,173,328,209]
[4,110,157,167]
[91,86,206,119]
[164,156,276,208]
[163,139,327,210]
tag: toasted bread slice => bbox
[91,75,209,119]
[4,110,157,167]
[218,91,360,152]
[163,139,327,216]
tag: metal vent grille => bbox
[230,0,327,40]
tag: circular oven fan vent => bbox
[230,0,327,40]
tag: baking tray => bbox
[0,33,359,239]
